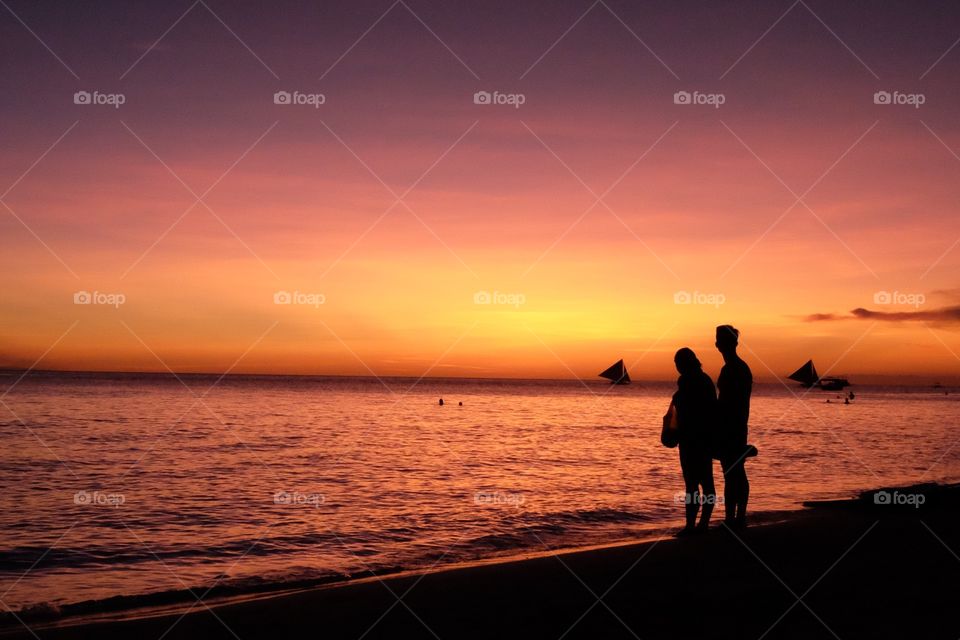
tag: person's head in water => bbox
[674,347,702,376]
[715,325,740,357]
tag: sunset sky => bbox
[2,0,960,381]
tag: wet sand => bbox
[4,484,958,640]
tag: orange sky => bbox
[2,1,960,382]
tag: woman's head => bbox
[674,347,702,375]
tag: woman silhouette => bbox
[670,347,717,535]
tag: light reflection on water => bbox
[0,373,957,613]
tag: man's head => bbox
[715,325,740,355]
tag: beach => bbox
[5,484,957,639]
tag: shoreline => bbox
[5,484,957,639]
[2,513,810,637]
[0,505,805,637]
[0,504,809,637]
[0,508,806,630]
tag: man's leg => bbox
[723,459,748,526]
[721,458,737,523]
[736,466,749,524]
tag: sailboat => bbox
[787,359,850,390]
[787,360,819,388]
[599,359,631,385]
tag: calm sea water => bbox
[1,372,958,616]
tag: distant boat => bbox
[599,359,630,385]
[788,359,850,390]
[788,360,819,388]
[818,376,850,391]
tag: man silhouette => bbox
[715,325,752,529]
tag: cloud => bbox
[805,306,960,323]
[929,288,960,302]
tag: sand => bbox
[3,484,958,639]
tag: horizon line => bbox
[0,367,956,387]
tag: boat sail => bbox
[787,360,819,388]
[599,359,631,385]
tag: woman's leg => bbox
[681,462,700,530]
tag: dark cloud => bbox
[806,306,960,323]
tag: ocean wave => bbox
[453,507,656,553]
[0,509,653,574]
[0,531,374,572]
[514,507,654,526]
[0,506,665,623]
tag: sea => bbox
[1,371,957,619]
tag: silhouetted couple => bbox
[666,325,753,535]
